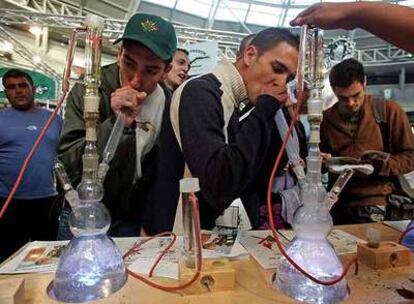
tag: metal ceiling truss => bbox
[3,0,107,17]
[0,25,61,79]
[0,8,243,58]
[1,3,413,64]
[357,46,413,64]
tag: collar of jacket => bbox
[324,95,374,137]
[212,59,248,107]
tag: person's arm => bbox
[178,78,281,212]
[378,101,414,177]
[290,2,414,53]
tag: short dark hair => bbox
[250,28,299,56]
[176,48,189,56]
[329,58,365,88]
[2,69,34,87]
[122,39,173,64]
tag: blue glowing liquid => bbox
[53,234,127,302]
[275,237,348,304]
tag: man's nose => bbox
[129,72,142,90]
[346,98,356,108]
[14,87,24,94]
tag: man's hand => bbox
[360,153,389,175]
[289,3,357,30]
[261,84,288,105]
[111,87,147,127]
[320,152,332,163]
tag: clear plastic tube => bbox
[98,112,126,181]
[180,178,200,269]
[275,109,305,181]
[322,169,354,211]
[54,160,80,208]
[296,25,307,95]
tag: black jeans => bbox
[0,196,59,263]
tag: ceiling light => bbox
[29,26,42,36]
[0,41,13,52]
[32,55,42,64]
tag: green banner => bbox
[0,67,56,100]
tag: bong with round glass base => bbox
[274,162,348,304]
[273,26,348,304]
[50,14,127,302]
[52,178,127,303]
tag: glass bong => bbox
[274,27,349,304]
[52,15,126,302]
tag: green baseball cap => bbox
[114,13,177,62]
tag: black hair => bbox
[2,69,34,87]
[176,48,189,56]
[329,58,365,88]
[250,28,299,55]
[122,39,173,64]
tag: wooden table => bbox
[1,223,413,303]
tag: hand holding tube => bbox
[261,84,288,105]
[111,87,147,127]
[98,112,126,182]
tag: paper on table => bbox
[215,199,252,230]
[277,229,363,255]
[201,230,249,260]
[129,259,178,280]
[0,232,249,274]
[0,240,69,274]
[240,229,363,269]
[239,230,290,269]
[383,220,410,232]
[0,237,167,274]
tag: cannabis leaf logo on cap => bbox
[141,19,157,32]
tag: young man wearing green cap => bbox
[58,13,176,238]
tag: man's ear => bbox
[32,85,36,95]
[117,45,125,65]
[243,45,258,67]
[164,63,172,74]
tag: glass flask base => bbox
[274,237,348,304]
[53,234,127,303]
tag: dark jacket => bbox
[143,61,306,234]
[58,62,165,221]
[320,95,414,206]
